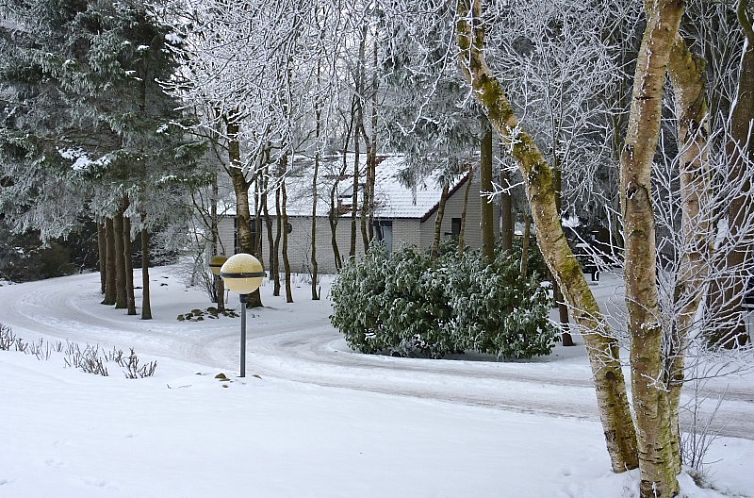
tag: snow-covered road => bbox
[1,267,753,440]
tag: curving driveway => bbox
[1,268,752,440]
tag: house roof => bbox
[222,153,468,220]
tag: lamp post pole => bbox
[219,253,265,379]
[240,293,247,378]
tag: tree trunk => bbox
[311,141,321,301]
[140,215,152,320]
[281,166,293,304]
[329,196,342,271]
[499,154,513,254]
[123,214,137,316]
[311,57,322,301]
[350,119,360,259]
[619,2,686,495]
[113,202,127,310]
[211,171,225,313]
[357,23,371,251]
[227,117,262,308]
[431,180,451,261]
[710,1,754,348]
[480,115,495,263]
[458,165,474,254]
[667,34,712,474]
[97,221,107,295]
[367,28,379,243]
[520,214,531,278]
[263,171,278,296]
[273,183,283,296]
[554,167,573,346]
[103,218,116,305]
[456,0,639,474]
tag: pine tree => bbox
[0,0,208,318]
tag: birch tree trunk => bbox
[667,34,711,475]
[456,0,639,474]
[620,2,685,495]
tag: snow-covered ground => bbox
[1,266,753,497]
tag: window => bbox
[451,218,462,237]
[373,220,393,254]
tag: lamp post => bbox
[209,255,227,312]
[219,253,265,377]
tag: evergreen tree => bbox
[0,0,207,312]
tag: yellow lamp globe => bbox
[220,253,265,294]
[209,255,228,276]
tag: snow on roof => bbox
[223,153,466,220]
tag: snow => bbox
[57,148,112,172]
[1,267,753,497]
[561,214,581,228]
[165,32,182,45]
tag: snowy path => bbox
[1,268,753,440]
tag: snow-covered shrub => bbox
[0,325,157,378]
[331,245,556,360]
[0,323,15,350]
[439,250,557,359]
[380,247,455,358]
[330,245,455,358]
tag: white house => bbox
[218,153,499,274]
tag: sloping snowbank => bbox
[1,345,753,498]
[1,266,753,497]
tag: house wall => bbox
[218,215,364,274]
[217,171,500,274]
[218,215,425,274]
[419,169,500,250]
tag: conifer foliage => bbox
[0,0,207,316]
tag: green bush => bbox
[330,245,455,358]
[330,245,556,360]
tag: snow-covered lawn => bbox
[1,266,753,497]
